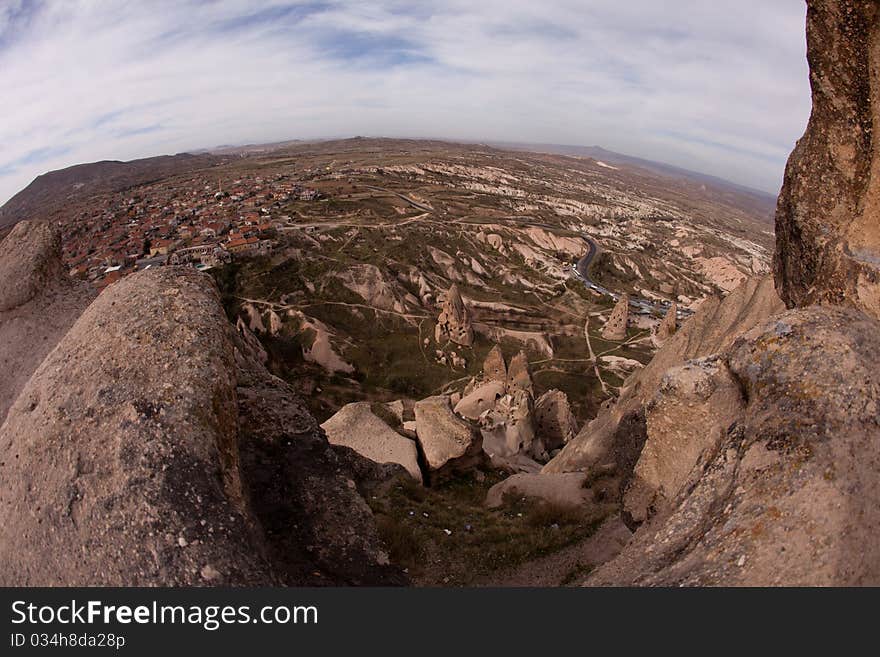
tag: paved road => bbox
[573,233,690,319]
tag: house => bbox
[149,239,174,257]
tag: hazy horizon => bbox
[0,1,811,205]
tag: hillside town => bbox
[58,172,323,291]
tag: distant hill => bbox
[491,141,778,221]
[0,153,220,228]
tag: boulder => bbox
[413,395,482,480]
[533,389,578,451]
[774,0,880,321]
[434,284,473,346]
[601,294,629,340]
[486,472,592,509]
[321,402,422,483]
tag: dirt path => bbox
[473,517,632,587]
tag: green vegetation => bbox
[369,472,610,586]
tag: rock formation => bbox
[622,356,742,527]
[413,395,483,481]
[321,402,422,483]
[0,265,405,586]
[653,302,677,345]
[601,294,629,340]
[506,350,534,394]
[482,344,507,382]
[533,389,578,451]
[0,221,95,423]
[480,388,540,463]
[590,307,880,585]
[454,380,507,420]
[546,276,783,475]
[486,472,593,509]
[434,284,474,346]
[775,0,880,321]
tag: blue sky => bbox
[0,1,811,204]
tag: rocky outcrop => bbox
[590,307,880,586]
[434,284,474,346]
[0,267,405,586]
[454,380,506,420]
[601,294,629,340]
[480,388,540,463]
[622,357,743,527]
[482,344,507,382]
[545,276,783,475]
[506,350,534,394]
[653,302,677,345]
[337,264,417,315]
[321,402,422,483]
[774,0,880,320]
[413,395,482,481]
[0,221,95,423]
[533,389,578,451]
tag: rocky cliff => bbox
[578,0,880,585]
[590,307,880,585]
[0,238,406,585]
[544,275,784,476]
[775,0,880,319]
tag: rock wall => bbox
[545,276,783,475]
[775,0,880,319]
[589,307,880,586]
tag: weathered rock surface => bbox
[413,395,482,480]
[434,284,473,346]
[480,388,539,462]
[653,302,677,345]
[482,344,507,382]
[601,294,629,340]
[546,276,783,475]
[774,0,880,321]
[533,389,578,451]
[0,221,95,423]
[321,402,422,483]
[590,306,880,586]
[0,267,405,586]
[506,350,534,394]
[486,472,592,509]
[454,380,506,420]
[622,356,743,527]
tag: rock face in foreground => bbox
[622,356,743,527]
[545,276,783,475]
[590,307,880,586]
[0,221,95,423]
[774,0,880,320]
[0,267,405,586]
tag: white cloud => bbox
[0,0,810,204]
